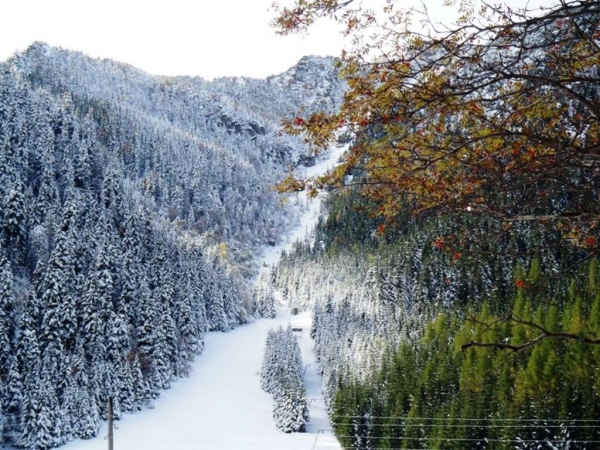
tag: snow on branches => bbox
[261,326,309,433]
[275,0,600,252]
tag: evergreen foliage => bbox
[255,271,276,318]
[329,261,600,448]
[0,44,343,448]
[275,184,599,448]
[261,326,309,433]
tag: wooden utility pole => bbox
[107,397,114,450]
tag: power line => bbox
[331,422,600,428]
[329,415,600,422]
[334,435,600,444]
[332,447,577,450]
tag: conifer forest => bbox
[271,0,600,448]
[2,0,600,449]
[0,43,342,448]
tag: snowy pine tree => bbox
[0,43,344,448]
[0,248,14,378]
[261,326,308,433]
[256,271,276,318]
[273,377,309,433]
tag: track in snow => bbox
[61,147,345,450]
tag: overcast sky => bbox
[0,0,349,79]
[0,0,543,80]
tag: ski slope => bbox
[61,146,346,450]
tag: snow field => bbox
[61,309,338,450]
[58,146,345,450]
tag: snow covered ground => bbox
[258,144,347,269]
[61,309,339,450]
[61,146,345,450]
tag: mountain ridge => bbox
[0,42,345,449]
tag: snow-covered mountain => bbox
[0,43,344,449]
[13,43,344,251]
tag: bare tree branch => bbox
[461,316,600,353]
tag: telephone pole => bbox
[107,397,114,450]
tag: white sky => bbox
[0,0,544,80]
[0,0,349,79]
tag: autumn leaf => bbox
[273,0,600,254]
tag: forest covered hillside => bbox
[271,0,600,448]
[274,190,600,448]
[3,0,600,448]
[0,44,344,449]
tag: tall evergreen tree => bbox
[256,271,276,318]
[0,248,15,378]
[261,326,309,433]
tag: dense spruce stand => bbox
[0,44,343,449]
[261,326,309,433]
